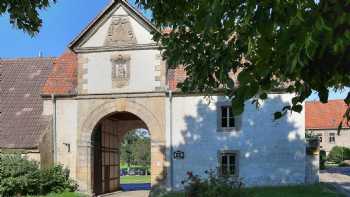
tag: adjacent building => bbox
[306,100,350,154]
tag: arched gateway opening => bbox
[77,99,166,195]
[91,112,150,195]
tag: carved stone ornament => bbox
[111,54,131,88]
[105,16,137,46]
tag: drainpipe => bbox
[51,94,57,164]
[168,90,174,189]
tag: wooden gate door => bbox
[92,120,120,195]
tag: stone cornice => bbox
[74,43,161,53]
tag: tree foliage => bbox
[327,146,350,163]
[120,130,151,169]
[137,0,350,121]
[0,0,56,36]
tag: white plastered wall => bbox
[55,100,78,179]
[167,93,306,189]
[80,49,161,94]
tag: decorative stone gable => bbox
[111,54,131,88]
[105,16,137,46]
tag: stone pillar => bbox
[76,138,93,195]
[305,154,320,184]
[151,142,166,187]
[305,138,320,184]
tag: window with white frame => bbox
[219,151,238,176]
[220,106,235,129]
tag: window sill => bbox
[218,174,240,178]
[217,128,239,133]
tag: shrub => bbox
[40,165,78,194]
[0,154,77,196]
[182,170,243,197]
[327,146,350,163]
[0,154,41,196]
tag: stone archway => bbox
[76,98,166,195]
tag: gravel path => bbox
[320,167,350,197]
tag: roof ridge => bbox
[305,99,345,103]
[0,57,57,61]
[68,0,158,49]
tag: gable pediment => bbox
[69,0,158,51]
[105,15,137,46]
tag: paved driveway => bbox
[320,167,350,196]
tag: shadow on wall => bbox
[171,94,306,188]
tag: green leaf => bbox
[338,122,343,135]
[345,92,350,105]
[274,112,283,120]
[259,93,268,100]
[282,105,291,111]
[292,104,303,113]
[231,98,244,116]
[318,89,329,103]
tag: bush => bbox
[182,170,243,197]
[0,154,77,196]
[319,150,327,170]
[327,146,350,163]
[40,165,78,194]
[0,154,41,196]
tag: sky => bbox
[0,0,347,101]
[0,0,151,59]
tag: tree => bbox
[120,130,151,169]
[134,138,151,168]
[137,0,350,123]
[0,0,56,36]
[120,132,138,168]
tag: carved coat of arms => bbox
[105,16,137,46]
[111,54,131,88]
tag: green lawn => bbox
[162,184,345,197]
[120,175,151,184]
[30,192,85,197]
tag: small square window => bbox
[219,152,238,176]
[220,106,235,129]
[329,133,336,143]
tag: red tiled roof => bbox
[305,100,350,130]
[42,51,78,95]
[162,28,173,35]
[168,66,187,91]
[0,57,55,149]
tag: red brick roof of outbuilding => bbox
[305,100,350,130]
[42,50,78,95]
[0,57,55,149]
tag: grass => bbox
[162,184,346,197]
[30,192,85,197]
[244,184,345,197]
[120,175,151,184]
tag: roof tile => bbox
[0,57,55,149]
[42,51,78,95]
[305,100,350,130]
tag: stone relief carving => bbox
[111,54,131,88]
[105,16,137,46]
